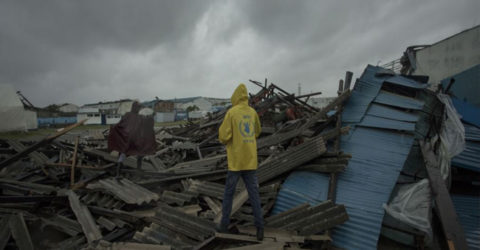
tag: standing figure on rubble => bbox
[108,101,156,178]
[217,83,264,240]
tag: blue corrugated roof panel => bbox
[272,127,414,250]
[273,64,427,249]
[272,171,329,214]
[450,97,480,127]
[374,91,425,110]
[342,91,376,123]
[367,103,420,122]
[384,75,429,89]
[342,65,394,123]
[441,64,480,107]
[451,194,480,250]
[452,123,480,172]
[359,115,416,131]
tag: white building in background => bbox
[173,96,230,112]
[58,103,79,113]
[307,97,336,109]
[175,97,212,111]
[0,84,38,132]
[77,107,102,125]
[78,99,133,125]
[407,25,480,84]
[117,101,134,115]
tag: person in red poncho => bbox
[108,101,156,177]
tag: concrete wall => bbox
[106,114,121,125]
[77,113,102,125]
[154,112,175,123]
[59,104,79,113]
[413,25,480,83]
[0,84,38,132]
[38,116,76,127]
[179,98,212,111]
[24,110,38,130]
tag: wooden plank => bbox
[214,189,248,224]
[265,203,309,224]
[237,226,297,238]
[0,216,11,250]
[66,190,102,243]
[177,204,202,216]
[300,89,351,130]
[70,136,79,186]
[203,196,221,214]
[149,156,166,171]
[9,213,34,250]
[111,242,171,250]
[214,232,264,243]
[0,119,87,169]
[419,140,468,250]
[224,242,284,250]
[215,135,327,224]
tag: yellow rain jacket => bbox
[219,84,261,171]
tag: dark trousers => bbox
[220,170,264,228]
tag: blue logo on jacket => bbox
[239,120,255,138]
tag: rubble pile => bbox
[0,79,352,250]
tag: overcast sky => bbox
[1,0,479,107]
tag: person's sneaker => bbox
[256,227,264,241]
[215,224,228,233]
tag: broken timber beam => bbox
[214,135,326,224]
[65,190,102,243]
[9,213,34,250]
[301,89,351,130]
[0,119,87,170]
[70,136,79,186]
[419,140,468,250]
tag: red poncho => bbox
[107,103,156,156]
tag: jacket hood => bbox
[231,83,248,106]
[131,101,141,114]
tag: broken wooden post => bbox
[71,136,80,187]
[327,77,348,203]
[419,140,468,250]
[0,119,87,170]
[344,71,353,90]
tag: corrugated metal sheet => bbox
[384,75,429,89]
[367,103,420,122]
[451,123,480,172]
[273,127,414,249]
[441,64,480,107]
[374,91,425,110]
[87,178,159,205]
[450,97,480,127]
[343,65,428,123]
[272,171,329,214]
[359,115,416,131]
[38,117,77,127]
[341,65,388,123]
[273,65,426,250]
[451,194,480,250]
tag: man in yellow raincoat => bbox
[218,83,264,240]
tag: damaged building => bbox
[0,26,479,250]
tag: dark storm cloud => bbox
[0,0,211,105]
[0,0,478,106]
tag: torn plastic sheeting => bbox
[383,179,432,244]
[437,94,466,179]
[437,94,465,158]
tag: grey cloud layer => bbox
[0,0,478,106]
